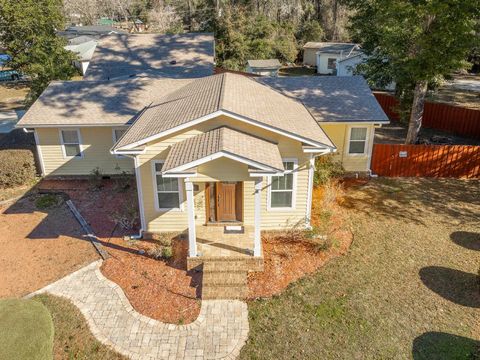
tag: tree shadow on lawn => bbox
[419,266,480,308]
[450,231,480,251]
[340,178,480,226]
[2,185,145,258]
[412,332,479,360]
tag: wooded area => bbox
[63,0,351,69]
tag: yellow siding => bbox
[138,115,312,232]
[36,127,133,176]
[321,123,375,172]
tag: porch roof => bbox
[162,127,284,174]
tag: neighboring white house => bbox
[336,53,367,76]
[303,42,361,74]
[65,40,98,75]
[246,59,282,77]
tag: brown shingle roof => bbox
[114,72,334,150]
[16,76,193,127]
[162,127,284,172]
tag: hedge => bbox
[0,149,37,188]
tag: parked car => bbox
[0,69,25,82]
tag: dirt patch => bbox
[0,194,99,298]
[0,84,29,111]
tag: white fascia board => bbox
[303,146,337,154]
[116,109,334,151]
[161,171,198,178]
[16,123,129,129]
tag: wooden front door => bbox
[216,182,243,221]
[216,182,237,221]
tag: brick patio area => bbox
[29,260,249,360]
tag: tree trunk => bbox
[405,80,428,144]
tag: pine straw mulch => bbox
[100,236,202,325]
[247,184,353,299]
[37,179,352,323]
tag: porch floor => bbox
[196,225,254,257]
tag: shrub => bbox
[314,155,345,186]
[111,203,138,230]
[0,149,36,188]
[147,244,173,260]
[35,194,61,209]
[113,165,133,192]
[161,246,173,259]
[89,167,103,190]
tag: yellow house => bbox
[17,72,388,266]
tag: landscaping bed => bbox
[37,178,352,324]
[241,178,480,359]
[248,186,352,299]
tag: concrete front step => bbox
[202,284,248,300]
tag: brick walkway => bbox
[29,260,249,360]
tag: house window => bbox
[113,128,127,158]
[269,159,297,209]
[348,127,368,155]
[153,161,182,210]
[60,129,82,158]
[327,58,337,69]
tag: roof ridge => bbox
[217,73,226,110]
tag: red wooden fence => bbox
[373,92,480,139]
[371,144,480,178]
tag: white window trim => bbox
[112,127,128,158]
[267,158,298,211]
[151,160,184,212]
[59,128,83,159]
[346,126,369,157]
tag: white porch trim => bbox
[305,155,315,228]
[253,178,263,257]
[185,178,197,257]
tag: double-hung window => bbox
[269,159,297,210]
[60,129,82,158]
[348,127,368,155]
[113,128,127,158]
[153,161,182,211]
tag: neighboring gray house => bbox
[58,25,127,40]
[246,59,282,77]
[64,40,97,75]
[302,42,361,74]
[83,33,215,80]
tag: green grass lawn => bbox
[241,178,480,359]
[33,294,126,359]
[0,298,53,360]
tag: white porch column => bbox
[184,178,197,257]
[305,155,315,228]
[253,177,263,257]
